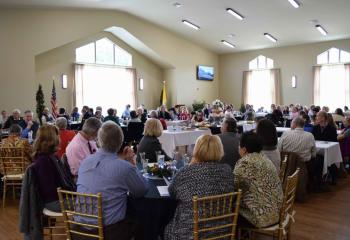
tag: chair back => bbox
[126,122,144,143]
[193,191,242,240]
[57,188,104,240]
[279,155,288,183]
[0,146,26,176]
[278,169,299,231]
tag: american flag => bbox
[51,80,58,119]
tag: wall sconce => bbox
[292,75,297,88]
[62,74,68,89]
[139,78,144,90]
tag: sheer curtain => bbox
[314,64,349,111]
[242,69,280,110]
[75,64,136,115]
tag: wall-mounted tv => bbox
[197,65,214,81]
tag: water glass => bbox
[183,154,190,166]
[142,158,149,172]
[171,160,177,179]
[157,154,165,167]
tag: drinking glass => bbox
[157,154,165,167]
[171,159,177,179]
[183,154,190,166]
[142,158,149,173]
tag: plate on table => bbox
[142,173,163,180]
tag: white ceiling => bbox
[1,0,350,54]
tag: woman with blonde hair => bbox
[137,118,170,163]
[32,125,65,212]
[164,134,234,240]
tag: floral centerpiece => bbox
[147,163,172,178]
[212,99,224,109]
[211,99,225,117]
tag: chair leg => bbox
[2,180,6,208]
[12,184,15,200]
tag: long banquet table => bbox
[158,128,211,156]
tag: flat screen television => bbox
[197,65,214,81]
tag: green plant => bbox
[239,104,246,113]
[192,100,206,112]
[36,84,45,125]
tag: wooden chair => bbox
[241,169,300,240]
[0,146,26,208]
[193,190,242,240]
[279,155,288,184]
[57,187,104,240]
[42,208,66,240]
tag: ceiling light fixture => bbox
[315,24,328,36]
[288,0,300,8]
[221,40,235,48]
[182,20,200,30]
[173,2,182,8]
[226,8,244,20]
[264,33,278,43]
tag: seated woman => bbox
[137,118,170,163]
[103,108,120,125]
[1,124,32,164]
[164,135,234,240]
[191,110,205,123]
[32,125,65,212]
[337,116,350,160]
[234,132,283,228]
[178,106,191,120]
[256,119,280,172]
[56,117,76,159]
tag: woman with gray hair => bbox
[56,117,76,159]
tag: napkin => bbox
[157,186,170,196]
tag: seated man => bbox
[104,108,120,125]
[2,109,25,129]
[76,121,148,240]
[278,117,316,163]
[20,110,39,141]
[66,117,102,176]
[217,118,240,169]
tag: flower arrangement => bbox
[212,99,224,109]
[192,100,206,112]
[147,164,172,178]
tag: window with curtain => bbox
[74,38,136,115]
[314,48,350,112]
[243,56,280,110]
[75,65,136,115]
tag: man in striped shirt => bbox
[278,117,316,162]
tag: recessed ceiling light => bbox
[221,40,235,48]
[226,8,244,20]
[182,20,200,30]
[315,24,328,36]
[228,34,235,38]
[173,2,182,8]
[288,0,300,8]
[264,33,278,43]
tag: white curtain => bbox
[242,69,280,110]
[74,64,136,115]
[314,64,349,111]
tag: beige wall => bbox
[35,32,163,113]
[0,8,218,115]
[219,39,350,109]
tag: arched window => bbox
[314,48,350,111]
[249,55,274,70]
[76,38,132,67]
[75,38,135,115]
[243,56,279,111]
[317,47,350,65]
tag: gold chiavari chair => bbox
[0,146,26,208]
[57,188,104,240]
[193,190,242,240]
[241,169,300,240]
[279,155,288,184]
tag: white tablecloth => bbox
[255,112,268,117]
[315,141,343,175]
[237,121,256,132]
[166,120,188,126]
[276,127,291,133]
[158,129,212,157]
